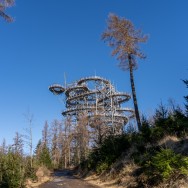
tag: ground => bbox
[39,169,100,188]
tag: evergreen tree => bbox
[0,146,25,187]
[102,14,147,131]
[35,139,52,169]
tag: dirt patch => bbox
[39,169,101,188]
[26,166,52,188]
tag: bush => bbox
[24,158,37,181]
[153,103,188,138]
[96,162,109,174]
[84,134,131,173]
[0,151,25,188]
[145,148,188,180]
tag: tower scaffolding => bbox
[49,76,134,134]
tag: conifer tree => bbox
[102,13,147,131]
[35,139,52,169]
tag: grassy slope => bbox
[80,135,188,188]
[78,106,188,188]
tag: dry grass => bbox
[158,135,179,149]
[158,135,188,155]
[85,174,120,188]
[25,176,52,188]
[83,135,188,188]
[25,166,52,188]
[84,159,139,188]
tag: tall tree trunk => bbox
[128,54,142,131]
[64,153,67,168]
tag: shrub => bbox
[153,103,188,138]
[84,134,131,173]
[0,151,25,188]
[24,157,37,181]
[145,148,188,180]
[96,162,109,174]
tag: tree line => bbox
[0,111,116,187]
[0,79,187,187]
[80,80,188,187]
[1,6,188,187]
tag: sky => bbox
[0,0,188,151]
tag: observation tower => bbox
[49,76,134,133]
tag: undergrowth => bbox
[80,99,188,187]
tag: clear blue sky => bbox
[0,0,187,150]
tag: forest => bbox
[1,1,188,188]
[0,81,188,187]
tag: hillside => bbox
[81,135,188,188]
[77,102,188,188]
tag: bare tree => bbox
[23,110,34,168]
[65,116,74,167]
[50,119,62,168]
[62,117,69,168]
[102,13,148,131]
[89,114,106,146]
[42,121,50,147]
[62,116,75,168]
[0,138,7,154]
[0,0,14,22]
[13,132,24,155]
[76,113,90,162]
